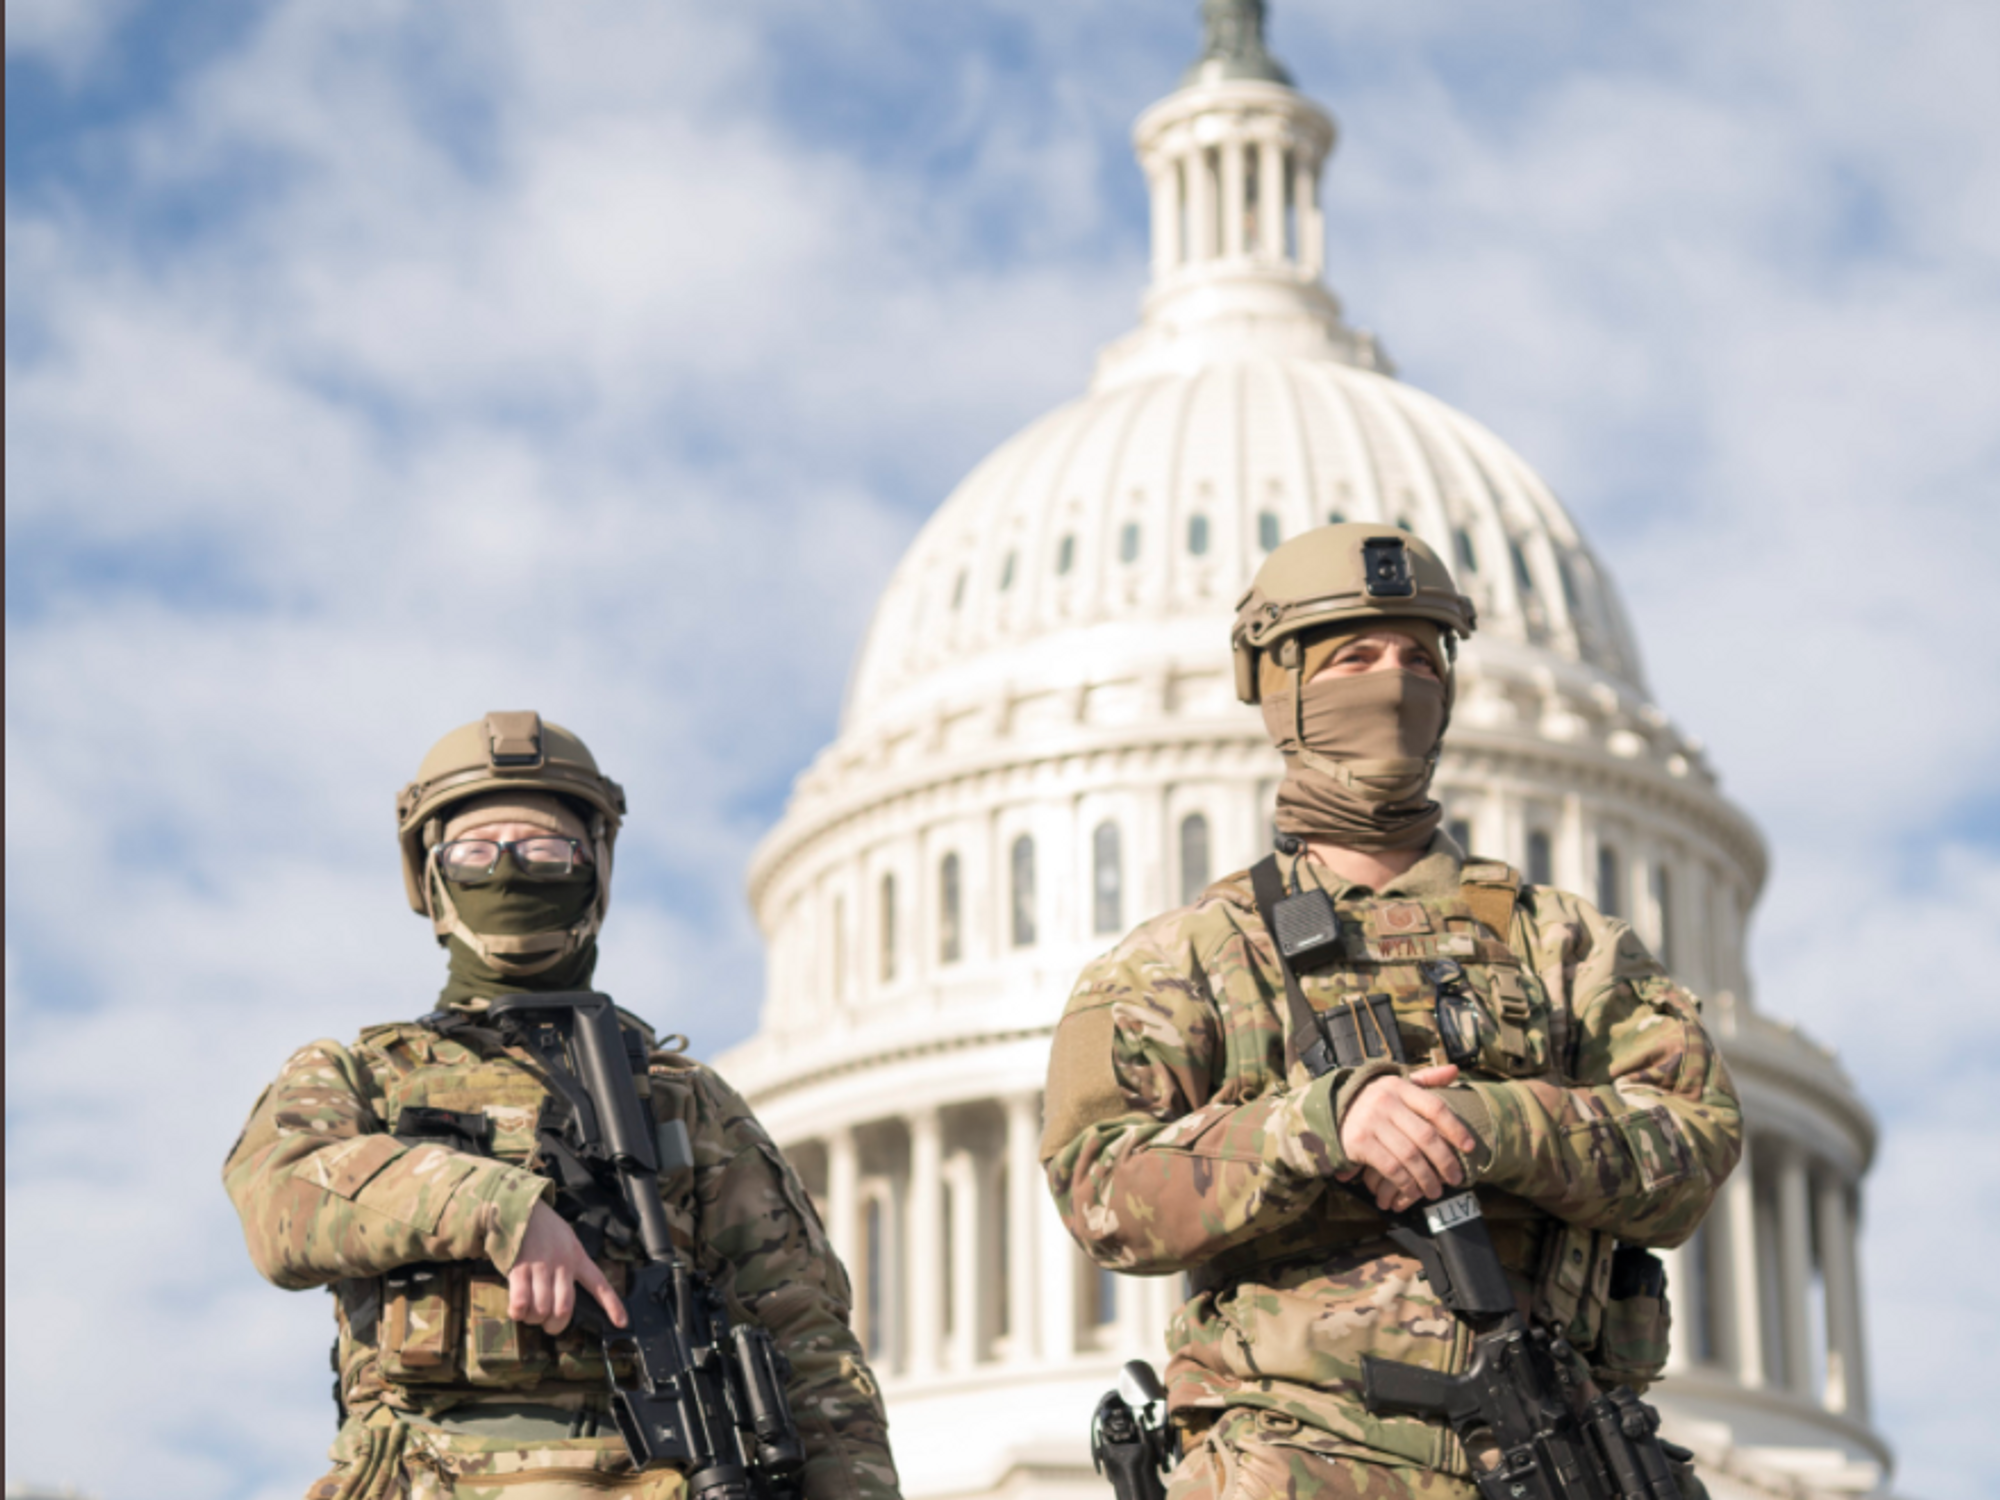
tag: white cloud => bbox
[3,0,143,78]
[8,2,1997,1497]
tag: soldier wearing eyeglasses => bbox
[223,712,901,1500]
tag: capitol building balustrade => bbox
[716,6,1888,1497]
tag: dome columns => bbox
[1099,87,1376,385]
[1136,84,1332,285]
[776,1087,1150,1384]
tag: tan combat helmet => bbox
[396,711,628,973]
[1231,523,1478,704]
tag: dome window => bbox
[1325,510,1345,527]
[1010,834,1036,947]
[1395,516,1415,534]
[1510,540,1535,595]
[1187,514,1211,556]
[1057,534,1076,575]
[1526,829,1554,886]
[1597,845,1623,917]
[862,1197,886,1357]
[1092,1264,1119,1327]
[1448,817,1472,853]
[879,872,897,984]
[831,895,848,1002]
[951,570,967,609]
[1119,522,1141,564]
[1092,821,1123,935]
[1000,550,1018,592]
[1257,511,1281,551]
[1455,527,1479,574]
[1179,813,1211,905]
[1651,862,1674,970]
[938,853,962,965]
[1557,554,1582,610]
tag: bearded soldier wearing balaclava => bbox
[225,713,901,1500]
[1042,527,1741,1500]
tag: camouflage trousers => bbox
[1167,1411,1475,1500]
[1166,1408,1707,1500]
[306,1408,686,1500]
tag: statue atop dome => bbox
[1183,0,1293,87]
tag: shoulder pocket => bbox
[296,1134,403,1198]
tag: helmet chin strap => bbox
[420,816,615,978]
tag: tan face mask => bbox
[1261,669,1448,850]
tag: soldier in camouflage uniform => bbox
[1042,528,1741,1500]
[225,712,900,1500]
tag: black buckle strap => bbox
[392,1105,493,1155]
[1250,855,1406,1079]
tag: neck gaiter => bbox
[1261,669,1448,850]
[437,871,600,1009]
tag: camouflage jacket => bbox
[224,1005,898,1500]
[1041,836,1742,1476]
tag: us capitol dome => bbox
[716,7,1888,1497]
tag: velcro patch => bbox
[1628,1108,1694,1192]
[1372,901,1433,936]
[1364,932,1479,962]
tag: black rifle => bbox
[1359,1190,1687,1500]
[1243,858,1692,1500]
[1091,1360,1174,1500]
[485,992,807,1500]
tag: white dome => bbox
[720,16,1885,1498]
[846,354,1649,736]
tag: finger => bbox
[1366,1168,1404,1213]
[1354,1131,1420,1205]
[508,1264,534,1322]
[544,1265,574,1336]
[576,1256,628,1330]
[1381,1117,1449,1200]
[529,1261,555,1325]
[1409,1064,1460,1089]
[1407,1088,1478,1154]
[1397,1104,1468,1185]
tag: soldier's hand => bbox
[508,1201,628,1336]
[1336,1064,1478,1213]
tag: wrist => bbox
[1438,1083,1498,1176]
[1331,1059,1407,1134]
[482,1170,558,1273]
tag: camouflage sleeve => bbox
[1448,898,1743,1247]
[221,1038,553,1290]
[1041,910,1382,1275]
[664,1061,900,1500]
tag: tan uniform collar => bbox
[1285,829,1468,903]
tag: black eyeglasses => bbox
[435,837,585,885]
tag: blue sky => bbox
[7,4,1998,1498]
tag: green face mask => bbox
[438,869,599,1008]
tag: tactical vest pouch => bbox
[460,1267,555,1387]
[454,1262,633,1388]
[1474,966,1549,1077]
[1532,1221,1613,1346]
[1592,1247,1672,1392]
[379,1263,465,1381]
